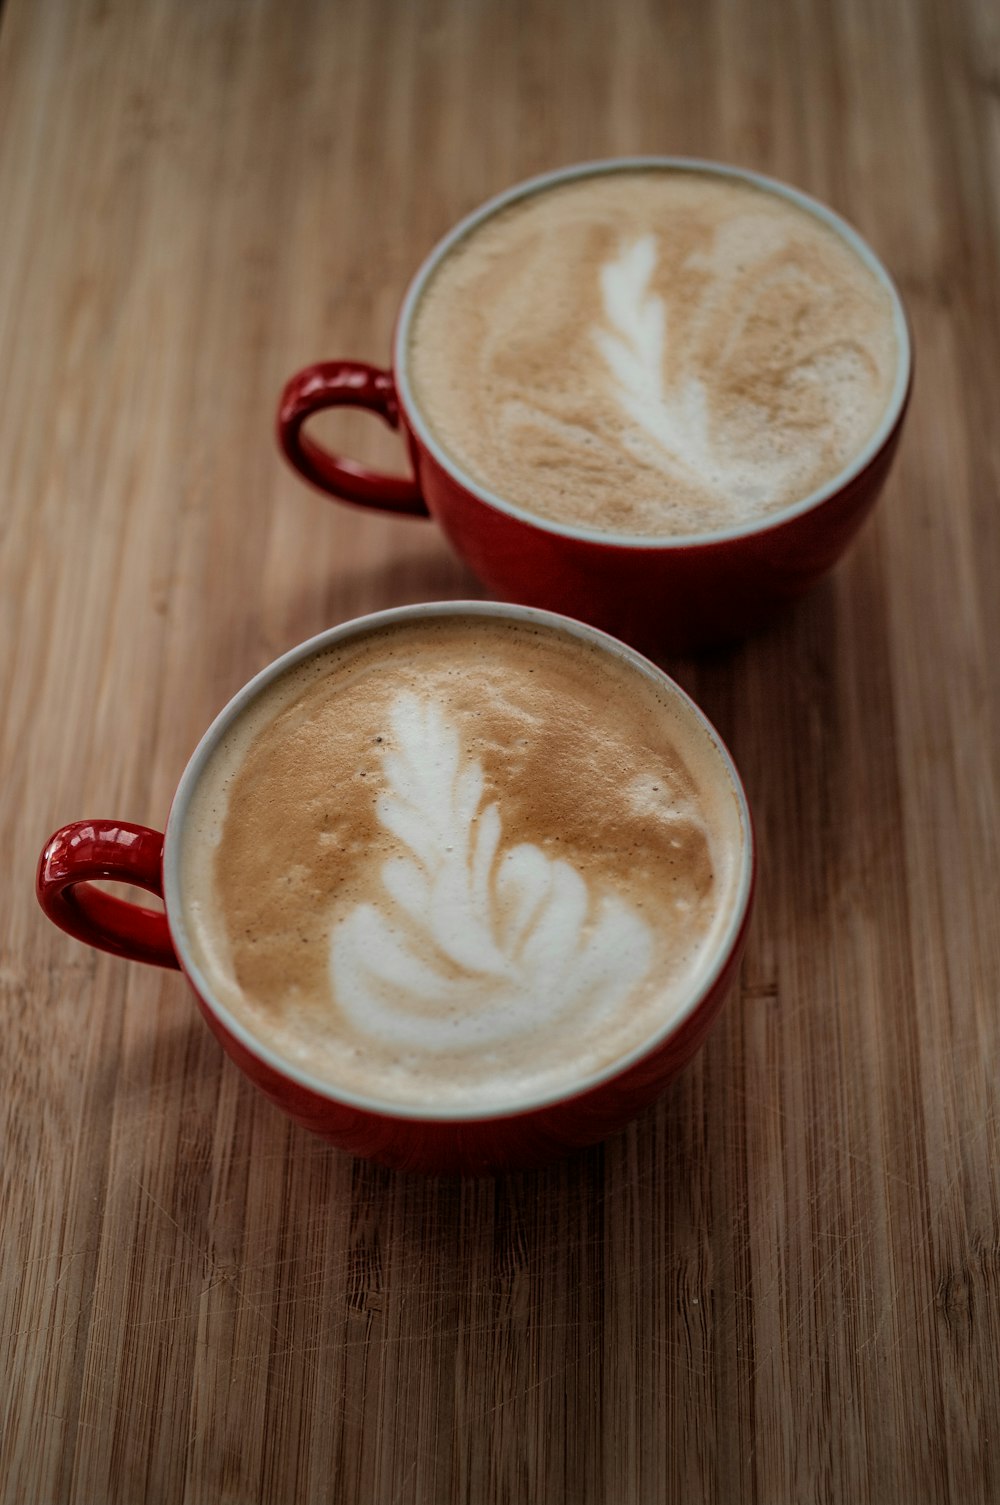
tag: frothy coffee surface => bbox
[180,616,745,1111]
[408,169,899,537]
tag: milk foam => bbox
[331,692,654,1051]
[408,169,900,537]
[595,234,805,505]
[179,616,746,1110]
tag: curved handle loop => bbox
[36,821,179,969]
[277,361,429,516]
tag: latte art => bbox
[408,168,900,537]
[331,693,654,1051]
[595,233,824,508]
[179,614,746,1110]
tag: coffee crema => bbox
[180,615,746,1111]
[407,168,900,537]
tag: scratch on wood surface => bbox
[129,1174,300,1359]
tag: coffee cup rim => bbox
[393,155,912,550]
[162,600,755,1124]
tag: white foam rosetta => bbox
[330,693,654,1052]
[594,235,802,505]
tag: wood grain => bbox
[2,0,998,1501]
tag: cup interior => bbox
[163,601,755,1122]
[393,156,912,550]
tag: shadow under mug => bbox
[278,158,912,653]
[36,602,755,1175]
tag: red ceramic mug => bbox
[37,602,755,1174]
[278,157,913,653]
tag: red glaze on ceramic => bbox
[36,603,755,1175]
[278,361,427,515]
[277,158,913,653]
[37,820,178,968]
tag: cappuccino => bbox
[180,614,746,1111]
[408,167,900,537]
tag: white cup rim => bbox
[163,601,755,1123]
[393,155,912,550]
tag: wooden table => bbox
[3,1,998,1500]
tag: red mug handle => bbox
[36,821,179,969]
[277,361,429,517]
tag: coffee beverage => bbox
[180,613,747,1111]
[408,167,900,537]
